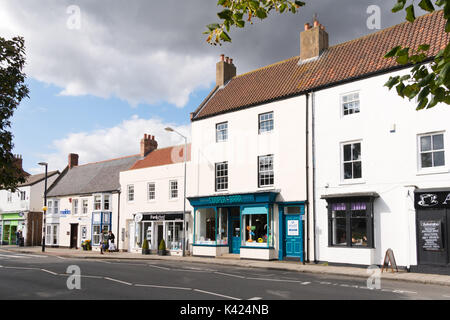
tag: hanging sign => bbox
[419,220,443,251]
[415,191,450,209]
[134,213,143,223]
[287,220,299,236]
[381,248,398,273]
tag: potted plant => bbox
[142,238,150,255]
[85,240,92,251]
[158,239,166,256]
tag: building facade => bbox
[119,143,193,255]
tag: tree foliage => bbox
[0,36,30,190]
[385,0,450,110]
[204,0,305,45]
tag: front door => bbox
[157,224,164,248]
[417,209,449,266]
[230,216,241,254]
[284,214,303,260]
[70,224,78,249]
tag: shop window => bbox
[419,133,445,169]
[195,208,216,245]
[92,212,111,246]
[328,201,373,248]
[217,208,228,245]
[242,214,268,247]
[167,221,183,250]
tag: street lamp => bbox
[165,127,187,257]
[38,162,48,252]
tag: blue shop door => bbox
[284,215,303,259]
[230,216,241,254]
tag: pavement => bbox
[1,245,450,287]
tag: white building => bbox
[119,143,192,255]
[45,138,148,249]
[0,155,59,246]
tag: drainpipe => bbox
[117,190,121,250]
[311,91,318,264]
[305,93,310,264]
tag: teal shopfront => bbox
[188,192,305,261]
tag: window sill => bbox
[416,168,449,176]
[328,246,374,250]
[258,185,275,189]
[338,180,366,186]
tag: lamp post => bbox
[165,127,187,257]
[38,162,48,252]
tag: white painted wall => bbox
[313,68,450,267]
[119,161,193,252]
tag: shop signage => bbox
[415,191,450,209]
[60,209,70,216]
[419,220,443,251]
[144,213,184,221]
[134,213,143,223]
[287,220,299,236]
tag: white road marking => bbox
[147,264,171,270]
[214,272,246,279]
[193,289,241,300]
[0,254,27,259]
[246,277,310,285]
[41,269,58,275]
[55,256,68,260]
[104,277,132,286]
[248,297,263,300]
[15,254,47,258]
[392,289,417,294]
[2,266,38,270]
[135,284,192,291]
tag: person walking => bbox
[108,231,116,252]
[99,231,104,254]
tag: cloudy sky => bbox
[0,0,423,173]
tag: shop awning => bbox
[321,192,379,200]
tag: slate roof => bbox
[47,155,141,197]
[128,144,191,171]
[19,171,59,187]
[192,10,449,120]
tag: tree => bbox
[204,0,305,45]
[0,36,30,190]
[384,0,450,110]
[206,0,450,110]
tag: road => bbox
[0,250,449,300]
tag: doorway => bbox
[228,207,241,254]
[70,224,79,249]
[157,224,164,248]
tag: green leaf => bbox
[219,30,231,42]
[392,0,407,13]
[385,76,400,89]
[385,46,402,58]
[418,44,431,51]
[418,0,435,12]
[255,8,268,19]
[405,5,416,22]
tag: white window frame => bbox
[417,131,447,173]
[127,185,135,202]
[93,194,102,211]
[215,162,228,191]
[73,199,79,215]
[20,191,26,201]
[103,194,111,211]
[216,122,228,143]
[341,140,363,182]
[82,199,89,214]
[148,182,156,201]
[7,191,12,203]
[258,112,274,134]
[169,180,178,200]
[47,200,53,214]
[258,155,274,188]
[53,199,60,215]
[341,91,360,117]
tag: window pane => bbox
[332,210,346,246]
[433,134,444,150]
[421,152,433,168]
[353,161,362,179]
[218,208,228,245]
[343,144,352,162]
[344,163,353,179]
[351,210,368,247]
[352,143,361,161]
[195,208,216,244]
[433,151,445,167]
[420,136,432,152]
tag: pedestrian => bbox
[16,230,20,246]
[99,231,104,254]
[108,231,116,252]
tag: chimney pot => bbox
[304,23,311,31]
[300,20,329,61]
[220,54,225,62]
[216,55,236,87]
[140,134,158,157]
[314,20,320,28]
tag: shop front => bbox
[414,188,450,274]
[0,213,25,245]
[132,212,186,255]
[188,191,305,261]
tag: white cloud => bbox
[0,1,216,108]
[31,115,190,172]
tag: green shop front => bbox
[1,213,25,245]
[188,191,305,261]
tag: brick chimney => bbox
[216,54,236,87]
[140,134,158,157]
[13,154,23,170]
[68,153,79,169]
[300,17,329,61]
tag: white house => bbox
[0,155,59,246]
[45,138,148,249]
[119,142,192,255]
